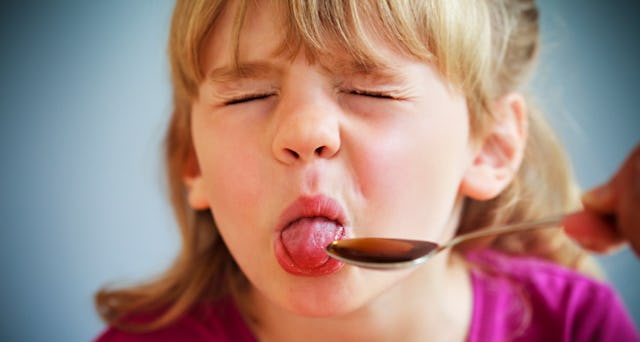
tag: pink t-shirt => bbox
[466,250,638,341]
[96,251,639,341]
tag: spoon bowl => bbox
[326,215,565,269]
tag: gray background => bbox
[0,1,638,341]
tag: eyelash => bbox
[223,93,274,105]
[348,89,396,99]
[222,88,396,106]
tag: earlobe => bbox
[183,154,210,210]
[184,175,210,210]
[460,157,514,200]
[460,93,528,201]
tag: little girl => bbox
[95,0,639,341]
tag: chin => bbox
[276,271,377,318]
[284,290,359,317]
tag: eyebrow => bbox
[207,59,406,84]
[326,59,406,83]
[207,62,282,82]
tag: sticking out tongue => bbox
[281,217,343,269]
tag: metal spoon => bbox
[326,215,565,269]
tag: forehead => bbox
[200,0,414,75]
[200,1,287,70]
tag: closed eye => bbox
[349,89,396,99]
[224,93,274,105]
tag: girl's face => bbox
[189,2,476,316]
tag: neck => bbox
[241,252,473,342]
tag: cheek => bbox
[191,108,267,231]
[356,130,466,200]
[192,117,275,277]
[205,150,263,209]
[348,104,472,239]
[207,151,269,219]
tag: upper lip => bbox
[277,195,347,232]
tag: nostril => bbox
[287,148,300,159]
[314,146,325,156]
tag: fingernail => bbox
[569,233,593,249]
[577,236,594,248]
[582,184,614,212]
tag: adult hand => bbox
[563,144,640,257]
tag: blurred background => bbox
[0,1,638,341]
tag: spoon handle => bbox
[436,214,565,253]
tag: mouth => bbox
[274,195,348,276]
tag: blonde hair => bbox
[95,0,599,331]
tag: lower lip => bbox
[274,222,345,276]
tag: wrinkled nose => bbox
[272,101,341,165]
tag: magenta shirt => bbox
[466,250,638,341]
[96,250,639,341]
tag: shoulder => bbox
[469,248,608,300]
[94,297,256,342]
[467,249,639,342]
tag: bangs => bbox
[278,0,434,67]
[260,0,490,93]
[279,0,495,134]
[172,0,496,133]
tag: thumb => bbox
[582,181,616,214]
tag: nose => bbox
[272,99,341,165]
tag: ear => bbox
[460,93,528,200]
[183,152,210,210]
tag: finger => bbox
[617,145,640,257]
[563,211,625,254]
[582,144,640,214]
[581,182,616,214]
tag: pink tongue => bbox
[281,217,343,269]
